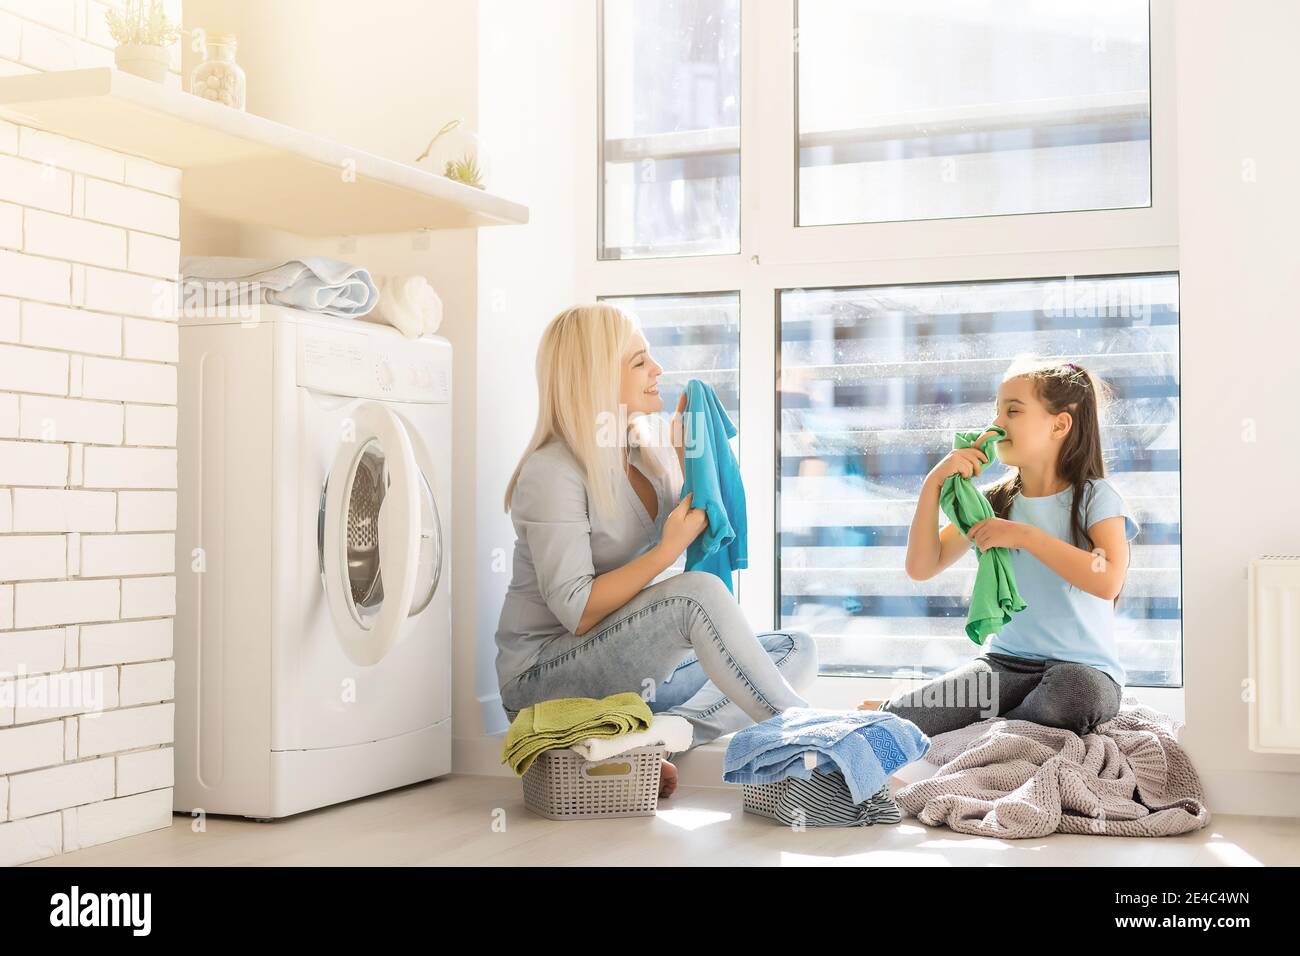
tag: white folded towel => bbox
[568,715,694,762]
[362,274,443,338]
[180,256,379,318]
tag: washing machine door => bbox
[319,402,423,667]
[400,412,445,619]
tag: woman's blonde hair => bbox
[504,303,679,520]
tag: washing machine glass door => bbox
[319,402,422,666]
[400,413,444,618]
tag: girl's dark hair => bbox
[985,359,1119,599]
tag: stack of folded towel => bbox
[181,256,380,318]
[568,714,692,762]
[180,257,444,341]
[501,692,693,776]
[725,708,930,826]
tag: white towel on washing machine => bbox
[568,715,693,761]
[362,274,443,338]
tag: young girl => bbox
[859,358,1140,738]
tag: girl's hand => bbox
[925,444,989,488]
[658,492,708,561]
[967,517,1033,551]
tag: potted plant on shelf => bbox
[105,0,180,84]
[415,119,488,190]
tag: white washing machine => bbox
[174,304,452,820]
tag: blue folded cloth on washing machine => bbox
[181,255,379,318]
[723,707,930,804]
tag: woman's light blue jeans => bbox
[499,571,818,751]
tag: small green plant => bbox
[416,119,485,189]
[105,0,181,47]
[445,153,484,189]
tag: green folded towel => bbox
[939,425,1028,645]
[501,692,654,776]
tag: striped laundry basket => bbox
[742,768,902,827]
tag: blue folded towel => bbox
[680,379,747,592]
[723,707,931,804]
[181,255,379,318]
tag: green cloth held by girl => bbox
[939,425,1028,645]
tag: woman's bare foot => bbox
[658,759,678,799]
[857,698,886,711]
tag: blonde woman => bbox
[495,304,817,796]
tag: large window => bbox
[581,1,1179,692]
[600,0,742,259]
[777,274,1181,686]
[797,0,1152,225]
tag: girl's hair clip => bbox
[1065,361,1081,372]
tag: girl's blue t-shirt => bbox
[983,477,1139,689]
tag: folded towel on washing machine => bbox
[501,692,653,776]
[568,714,693,761]
[180,255,379,318]
[360,274,443,338]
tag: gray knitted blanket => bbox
[894,698,1210,838]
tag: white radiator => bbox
[1248,556,1300,754]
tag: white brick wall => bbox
[0,1,182,864]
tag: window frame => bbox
[573,0,1183,709]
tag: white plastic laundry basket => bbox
[522,745,664,820]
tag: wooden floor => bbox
[26,773,1300,866]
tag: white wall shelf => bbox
[0,67,528,236]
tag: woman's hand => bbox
[967,517,1034,552]
[657,492,708,562]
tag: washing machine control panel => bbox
[298,332,451,403]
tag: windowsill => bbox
[807,675,1186,725]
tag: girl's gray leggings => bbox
[500,571,819,749]
[879,651,1122,738]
